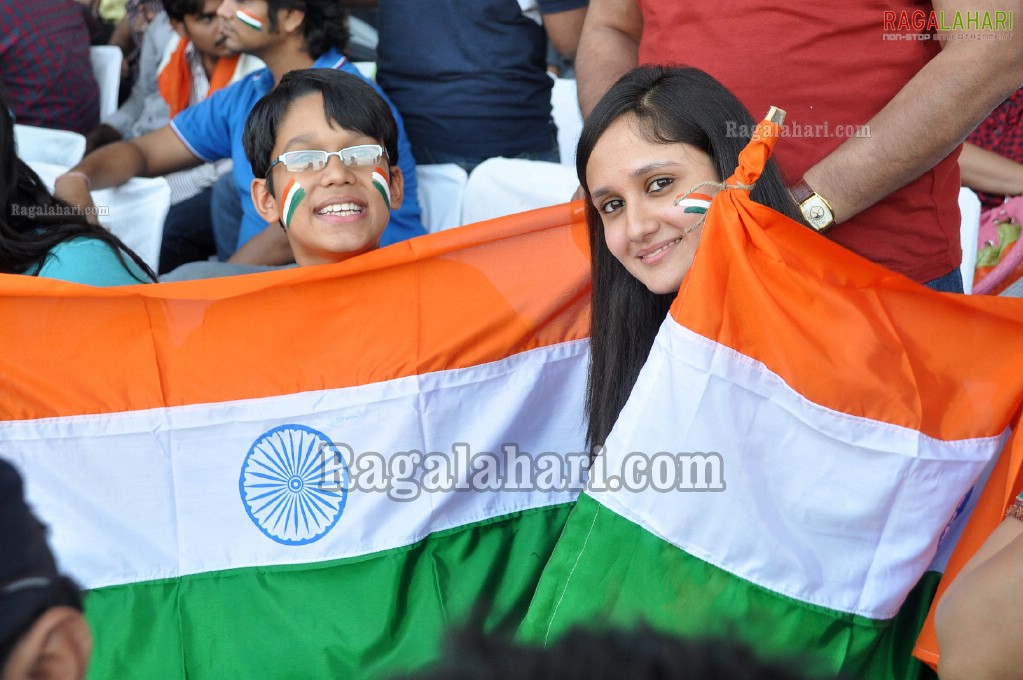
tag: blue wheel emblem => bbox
[239,424,348,545]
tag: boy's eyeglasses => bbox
[266,144,387,176]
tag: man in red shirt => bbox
[575,1,1023,291]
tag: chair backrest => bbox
[352,61,377,81]
[14,124,87,166]
[461,158,577,225]
[416,163,468,233]
[89,45,123,120]
[551,77,583,168]
[958,186,981,294]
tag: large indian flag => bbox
[518,121,1023,678]
[0,204,591,679]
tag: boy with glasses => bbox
[56,0,423,272]
[244,68,402,266]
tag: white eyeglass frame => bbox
[265,144,387,177]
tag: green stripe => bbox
[518,494,938,680]
[283,186,305,229]
[85,504,573,680]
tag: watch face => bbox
[801,195,835,232]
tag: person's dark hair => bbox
[160,0,205,23]
[396,627,841,680]
[0,90,156,281]
[577,65,804,452]
[265,0,348,59]
[0,576,83,667]
[244,68,398,197]
[0,459,85,668]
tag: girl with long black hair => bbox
[0,93,155,284]
[578,65,804,452]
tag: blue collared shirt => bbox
[171,49,424,253]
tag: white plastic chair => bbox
[416,163,468,233]
[461,158,577,225]
[28,161,170,272]
[89,45,123,120]
[14,124,87,166]
[958,186,981,294]
[551,77,583,168]
[353,61,377,81]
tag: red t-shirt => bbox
[637,2,962,283]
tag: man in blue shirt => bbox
[55,0,424,268]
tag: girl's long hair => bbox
[578,65,804,452]
[0,94,156,280]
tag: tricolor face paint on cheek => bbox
[674,192,713,215]
[236,9,264,31]
[371,167,391,211]
[280,178,306,230]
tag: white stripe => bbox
[676,199,711,211]
[236,11,262,30]
[281,181,302,222]
[590,320,1001,620]
[1,340,588,589]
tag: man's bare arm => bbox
[575,0,642,117]
[543,7,588,61]
[803,0,1023,225]
[54,126,204,216]
[959,142,1023,198]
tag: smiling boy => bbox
[243,68,403,266]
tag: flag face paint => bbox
[280,178,305,230]
[236,9,264,31]
[675,192,714,215]
[372,167,391,211]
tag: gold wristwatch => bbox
[791,179,835,233]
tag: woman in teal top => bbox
[1,92,155,285]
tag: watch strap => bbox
[791,178,836,232]
[790,178,815,205]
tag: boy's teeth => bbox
[317,202,363,215]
